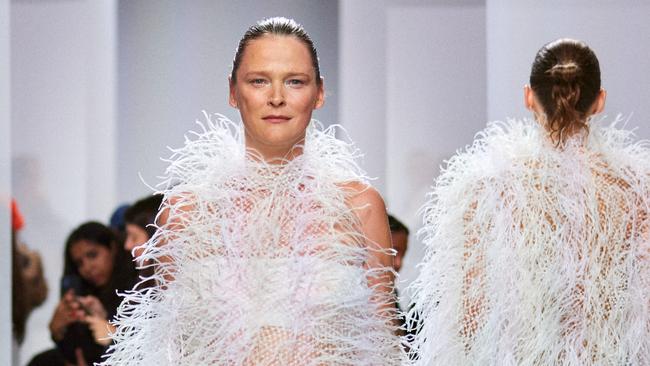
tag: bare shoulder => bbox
[340,181,385,211]
[340,181,391,252]
[157,193,197,227]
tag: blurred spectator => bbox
[28,222,137,366]
[388,214,419,354]
[388,214,409,273]
[109,203,130,244]
[12,199,48,345]
[123,194,163,259]
[123,194,163,290]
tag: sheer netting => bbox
[407,118,650,366]
[100,114,403,366]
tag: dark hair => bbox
[12,232,27,343]
[124,194,163,239]
[231,17,321,85]
[63,221,136,316]
[529,39,601,142]
[388,214,410,236]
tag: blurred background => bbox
[2,0,650,364]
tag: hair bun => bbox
[548,62,580,82]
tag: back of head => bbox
[529,39,601,142]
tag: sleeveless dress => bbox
[101,113,403,365]
[407,117,650,365]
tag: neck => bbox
[245,137,305,164]
[536,114,588,145]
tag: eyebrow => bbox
[242,71,312,79]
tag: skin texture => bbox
[125,223,149,259]
[229,35,324,161]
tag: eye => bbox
[86,249,98,260]
[249,78,268,86]
[286,79,305,87]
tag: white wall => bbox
[1,0,13,363]
[340,0,487,304]
[385,2,487,299]
[117,0,340,203]
[11,0,117,362]
[339,0,389,193]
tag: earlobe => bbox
[594,88,607,114]
[524,85,534,111]
[228,77,238,109]
[314,79,325,109]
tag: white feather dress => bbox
[101,114,402,365]
[407,118,650,365]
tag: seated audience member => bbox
[388,214,409,274]
[28,222,137,366]
[109,203,130,243]
[123,194,163,259]
[123,194,163,290]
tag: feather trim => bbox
[101,113,403,365]
[407,117,650,365]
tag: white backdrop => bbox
[1,0,13,364]
[10,1,117,363]
[7,0,650,363]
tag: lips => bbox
[262,115,291,123]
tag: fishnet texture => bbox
[407,117,650,365]
[100,113,403,365]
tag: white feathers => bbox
[101,113,402,365]
[407,117,650,365]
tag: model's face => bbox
[69,239,115,288]
[125,223,149,258]
[391,230,408,273]
[229,35,324,159]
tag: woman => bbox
[407,39,649,365]
[30,222,137,366]
[103,17,402,365]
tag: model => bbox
[407,39,649,365]
[101,17,402,366]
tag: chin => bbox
[264,133,304,148]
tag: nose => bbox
[268,83,285,107]
[78,260,91,279]
[124,237,134,252]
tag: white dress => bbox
[407,117,650,365]
[101,114,403,365]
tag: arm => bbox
[346,184,396,314]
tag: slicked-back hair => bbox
[231,17,321,85]
[530,39,601,143]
